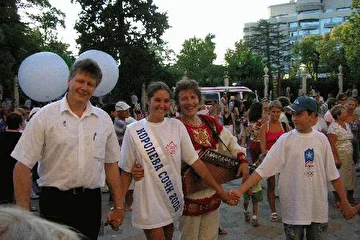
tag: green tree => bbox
[175,33,217,84]
[224,40,263,88]
[292,35,322,80]
[0,0,74,102]
[245,19,291,97]
[330,1,360,83]
[74,0,171,102]
[318,34,347,77]
[245,20,290,71]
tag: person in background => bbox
[134,103,145,121]
[13,108,26,132]
[0,206,81,240]
[242,102,264,162]
[131,92,139,109]
[114,100,136,211]
[320,97,336,117]
[344,98,360,168]
[243,153,265,227]
[260,100,290,222]
[119,81,236,240]
[336,93,348,106]
[222,105,236,136]
[323,97,339,126]
[11,59,124,240]
[101,103,117,122]
[277,96,291,126]
[328,105,358,208]
[0,113,23,204]
[231,97,357,240]
[0,110,7,132]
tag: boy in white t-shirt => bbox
[231,97,357,240]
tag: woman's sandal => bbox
[271,212,279,222]
[218,227,228,235]
[244,211,251,222]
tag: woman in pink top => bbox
[260,100,290,222]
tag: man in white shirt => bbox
[11,59,124,240]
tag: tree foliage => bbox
[330,2,360,83]
[0,0,74,103]
[174,34,217,83]
[74,0,171,102]
[292,35,322,80]
[244,20,290,72]
[224,40,263,88]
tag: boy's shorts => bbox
[243,190,263,203]
[284,222,328,240]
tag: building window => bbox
[337,7,351,12]
[322,28,331,34]
[289,22,297,28]
[332,17,343,23]
[309,29,320,35]
[324,9,333,13]
[298,9,320,14]
[289,31,298,37]
[299,20,319,28]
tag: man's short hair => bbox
[69,59,102,86]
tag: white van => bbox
[199,86,254,114]
[200,86,254,105]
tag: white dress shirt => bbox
[11,96,120,190]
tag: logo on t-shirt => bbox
[166,141,177,155]
[304,148,314,167]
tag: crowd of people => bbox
[0,59,359,240]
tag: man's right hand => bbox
[131,163,144,181]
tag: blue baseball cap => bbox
[285,97,318,113]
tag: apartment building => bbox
[244,0,355,44]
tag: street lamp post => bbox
[299,64,307,96]
[263,66,269,99]
[224,71,229,88]
[338,65,343,94]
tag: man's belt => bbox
[41,186,100,195]
[182,148,242,196]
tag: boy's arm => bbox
[331,177,356,220]
[230,171,263,198]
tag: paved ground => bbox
[96,173,360,240]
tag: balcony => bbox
[299,25,318,30]
[296,2,323,12]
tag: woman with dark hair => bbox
[328,104,358,208]
[0,113,23,204]
[245,102,265,163]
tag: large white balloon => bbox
[18,52,69,102]
[76,50,119,97]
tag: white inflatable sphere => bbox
[76,50,119,97]
[18,52,69,102]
